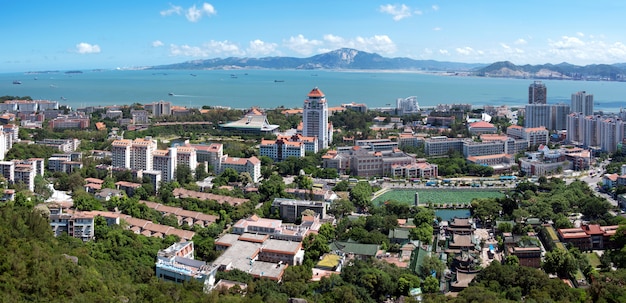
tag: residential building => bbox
[524,104,551,128]
[218,155,261,183]
[507,125,549,147]
[152,147,177,182]
[396,96,420,115]
[528,81,547,104]
[142,170,162,193]
[176,145,198,172]
[259,134,318,162]
[342,102,368,113]
[155,241,217,290]
[140,200,219,227]
[303,87,332,150]
[390,159,439,179]
[48,206,95,242]
[571,91,594,116]
[36,138,80,152]
[131,109,150,124]
[463,140,505,158]
[146,101,172,116]
[551,103,570,131]
[48,114,90,129]
[111,137,157,171]
[424,136,465,156]
[172,188,250,207]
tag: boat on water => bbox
[60,97,67,100]
[274,80,285,83]
[230,74,237,78]
[168,93,175,96]
[12,80,22,84]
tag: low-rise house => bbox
[155,241,217,291]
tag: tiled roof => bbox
[307,87,325,98]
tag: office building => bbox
[571,91,594,116]
[271,198,327,223]
[528,81,547,104]
[303,87,332,150]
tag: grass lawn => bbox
[585,252,601,268]
[372,189,504,206]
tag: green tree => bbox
[34,175,53,200]
[258,174,285,202]
[422,276,439,293]
[175,164,193,185]
[419,255,445,279]
[542,248,577,278]
[350,182,373,211]
[194,162,209,181]
[329,198,355,218]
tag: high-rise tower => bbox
[303,87,330,150]
[571,91,594,116]
[528,81,547,104]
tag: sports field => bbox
[372,189,504,206]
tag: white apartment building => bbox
[219,156,261,183]
[176,145,198,172]
[152,147,177,182]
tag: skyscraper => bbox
[550,103,570,131]
[303,87,331,150]
[528,81,547,104]
[524,104,551,128]
[571,91,594,116]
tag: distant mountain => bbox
[475,61,626,81]
[148,48,486,71]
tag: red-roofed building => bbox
[468,121,497,135]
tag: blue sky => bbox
[3,1,626,72]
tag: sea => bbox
[2,69,626,113]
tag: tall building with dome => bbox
[303,87,332,150]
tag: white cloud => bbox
[283,35,324,55]
[546,35,626,63]
[439,49,449,55]
[433,27,441,31]
[169,40,242,57]
[414,9,423,15]
[152,40,164,47]
[162,3,216,22]
[432,5,439,11]
[514,38,527,45]
[186,3,216,22]
[75,42,101,54]
[379,4,412,21]
[324,34,396,54]
[247,39,279,56]
[549,36,585,50]
[455,47,474,55]
[500,43,510,49]
[577,32,584,37]
[160,4,182,16]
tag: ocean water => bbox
[1,69,626,112]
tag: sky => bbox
[3,0,626,73]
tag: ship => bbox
[274,80,285,83]
[168,93,175,96]
[12,80,22,84]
